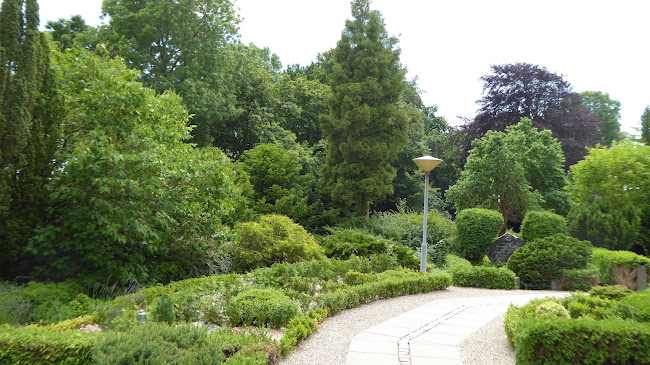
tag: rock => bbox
[486,233,526,263]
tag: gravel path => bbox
[279,286,559,365]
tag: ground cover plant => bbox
[504,287,650,364]
[0,257,451,364]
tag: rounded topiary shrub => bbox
[520,211,567,243]
[507,234,592,289]
[226,288,299,328]
[455,208,503,264]
[534,301,570,319]
[233,215,325,272]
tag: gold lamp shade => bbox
[412,156,442,172]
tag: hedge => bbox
[520,211,566,243]
[316,271,451,315]
[592,247,650,285]
[514,318,650,365]
[455,208,503,264]
[0,325,99,365]
[445,255,516,289]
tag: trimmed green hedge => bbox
[520,211,566,243]
[316,271,451,315]
[226,289,299,329]
[445,255,516,289]
[514,318,650,365]
[0,325,99,364]
[455,208,503,264]
[592,247,650,285]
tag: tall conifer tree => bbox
[321,0,409,216]
[641,106,650,145]
[0,0,63,278]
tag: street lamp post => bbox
[413,156,442,272]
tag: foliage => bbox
[24,47,240,284]
[94,323,273,364]
[580,91,621,146]
[447,118,567,233]
[45,15,96,50]
[0,0,65,279]
[233,215,325,272]
[567,142,650,252]
[0,324,99,364]
[534,301,570,319]
[365,210,456,250]
[445,255,517,289]
[318,229,418,270]
[454,208,503,264]
[226,289,299,329]
[503,298,554,346]
[642,106,650,145]
[591,247,650,285]
[153,295,175,324]
[316,271,451,315]
[320,0,410,216]
[561,293,612,320]
[467,63,600,167]
[514,318,650,365]
[557,264,599,291]
[520,211,567,243]
[278,309,328,356]
[611,290,650,322]
[589,285,633,301]
[507,234,592,289]
[239,143,337,232]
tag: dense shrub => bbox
[455,209,503,264]
[226,289,299,329]
[364,211,456,251]
[233,215,325,272]
[504,298,555,346]
[588,285,633,301]
[94,323,273,365]
[560,293,612,320]
[557,264,599,291]
[278,309,328,356]
[520,211,566,243]
[514,318,650,365]
[318,229,419,270]
[507,234,592,289]
[0,325,99,364]
[591,247,650,285]
[316,271,451,315]
[611,290,650,322]
[445,255,516,289]
[534,301,570,319]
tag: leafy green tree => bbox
[447,118,567,234]
[567,142,650,252]
[641,106,650,145]
[0,0,64,279]
[580,91,621,146]
[467,63,600,168]
[45,15,96,50]
[27,48,241,284]
[321,0,410,216]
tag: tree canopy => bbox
[320,0,410,216]
[641,106,650,145]
[466,63,600,168]
[447,118,566,234]
[580,91,621,146]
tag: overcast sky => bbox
[35,0,650,135]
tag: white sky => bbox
[35,0,650,135]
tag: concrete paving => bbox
[345,292,568,365]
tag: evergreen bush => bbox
[520,211,566,243]
[233,215,325,272]
[507,234,592,289]
[455,209,503,264]
[591,247,650,285]
[226,289,299,329]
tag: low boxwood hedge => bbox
[445,255,517,289]
[514,318,650,365]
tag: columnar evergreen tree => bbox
[0,0,63,278]
[641,106,650,145]
[321,0,410,216]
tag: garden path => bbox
[279,287,568,365]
